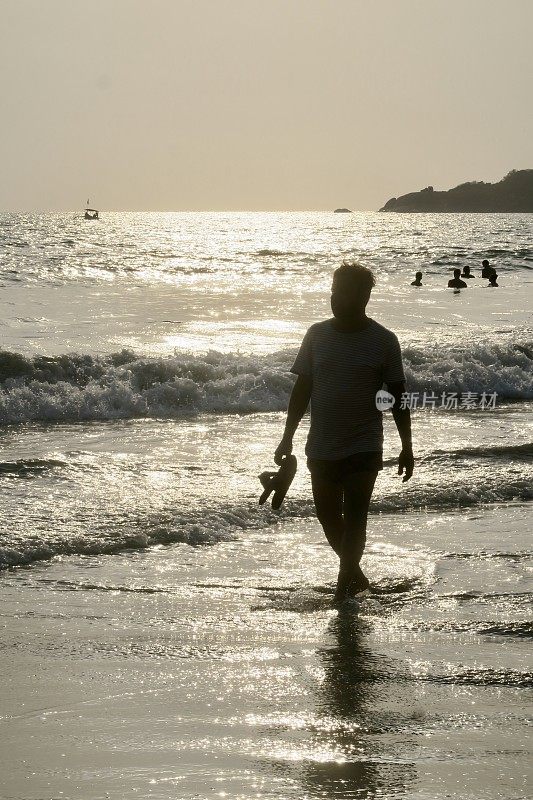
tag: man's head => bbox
[463,265,470,273]
[331,262,375,320]
[415,271,422,280]
[482,259,489,268]
[453,268,461,278]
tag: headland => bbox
[380,169,533,212]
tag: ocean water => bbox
[1,212,532,799]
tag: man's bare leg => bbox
[339,470,378,596]
[310,473,344,556]
[311,470,377,599]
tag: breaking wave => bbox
[0,501,287,570]
[402,340,533,399]
[0,338,531,425]
[1,471,531,570]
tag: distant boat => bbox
[84,199,99,220]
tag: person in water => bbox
[274,262,414,602]
[487,272,499,287]
[481,259,496,279]
[448,269,467,289]
[461,265,474,278]
[411,271,423,286]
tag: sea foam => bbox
[0,339,532,425]
[1,472,531,570]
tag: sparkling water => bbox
[1,212,531,799]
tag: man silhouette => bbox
[461,265,474,278]
[274,262,414,602]
[411,271,423,286]
[448,269,467,289]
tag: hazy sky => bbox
[1,0,532,211]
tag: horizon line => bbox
[0,208,376,214]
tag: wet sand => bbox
[1,507,530,800]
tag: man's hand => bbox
[398,446,414,482]
[274,435,293,466]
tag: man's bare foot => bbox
[345,574,370,598]
[333,564,370,603]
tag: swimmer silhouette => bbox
[481,259,496,279]
[448,268,467,289]
[461,265,474,278]
[487,273,499,287]
[410,271,423,286]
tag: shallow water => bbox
[1,506,531,799]
[0,212,532,798]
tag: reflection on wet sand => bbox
[282,607,416,799]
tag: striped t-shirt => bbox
[291,318,405,459]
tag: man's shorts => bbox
[307,451,383,484]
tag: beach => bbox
[2,506,531,799]
[1,211,532,799]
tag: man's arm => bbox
[274,375,312,465]
[388,381,414,482]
